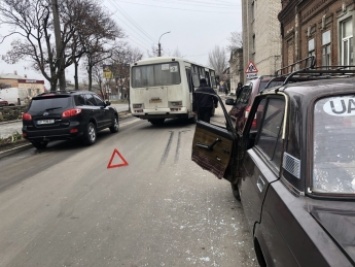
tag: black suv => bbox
[22,91,119,149]
[192,65,355,266]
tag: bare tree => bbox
[83,7,124,91]
[227,31,243,51]
[0,0,84,91]
[0,0,123,91]
[208,45,227,76]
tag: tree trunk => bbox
[88,65,93,91]
[74,62,79,90]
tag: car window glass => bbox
[313,96,355,194]
[237,85,252,104]
[255,98,285,167]
[84,94,96,106]
[29,97,71,112]
[94,95,105,106]
[74,95,86,106]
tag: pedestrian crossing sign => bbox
[245,61,258,73]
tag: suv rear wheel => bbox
[83,122,97,145]
[31,140,48,149]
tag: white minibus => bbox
[130,56,217,125]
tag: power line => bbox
[117,0,239,14]
[105,0,155,51]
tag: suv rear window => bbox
[313,96,355,194]
[29,96,71,112]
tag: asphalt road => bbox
[0,108,258,267]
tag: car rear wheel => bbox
[109,116,119,133]
[83,122,96,145]
[31,140,48,150]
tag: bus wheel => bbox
[149,119,165,125]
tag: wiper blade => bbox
[45,107,62,111]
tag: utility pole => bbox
[158,31,171,57]
[51,0,66,91]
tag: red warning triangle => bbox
[107,148,129,169]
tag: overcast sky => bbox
[0,0,242,86]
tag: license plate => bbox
[149,98,162,103]
[37,119,55,125]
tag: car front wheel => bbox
[83,122,97,145]
[109,115,119,133]
[231,183,241,201]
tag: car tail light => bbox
[245,106,251,119]
[62,108,82,118]
[245,106,257,128]
[23,113,32,121]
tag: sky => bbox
[0,0,242,86]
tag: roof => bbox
[0,73,24,79]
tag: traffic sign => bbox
[245,61,258,73]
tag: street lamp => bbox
[158,31,171,57]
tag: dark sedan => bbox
[192,67,355,266]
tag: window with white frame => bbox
[322,30,331,66]
[308,38,315,58]
[340,18,353,65]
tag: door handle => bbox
[196,138,221,151]
[256,175,266,193]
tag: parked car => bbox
[225,75,284,133]
[0,97,8,106]
[22,91,119,149]
[192,66,355,266]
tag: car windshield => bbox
[29,96,71,112]
[313,95,355,194]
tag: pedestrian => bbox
[193,78,218,123]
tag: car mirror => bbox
[246,131,258,149]
[105,100,111,106]
[225,98,235,105]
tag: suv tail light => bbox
[23,113,32,121]
[62,108,82,118]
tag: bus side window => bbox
[186,69,194,92]
[205,71,211,87]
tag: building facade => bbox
[228,48,244,94]
[0,73,45,98]
[279,0,355,70]
[242,0,282,80]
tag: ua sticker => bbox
[323,97,355,116]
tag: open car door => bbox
[191,93,237,182]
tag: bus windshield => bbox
[131,62,181,88]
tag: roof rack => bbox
[266,56,355,88]
[275,56,316,76]
[283,65,355,85]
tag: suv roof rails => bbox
[275,56,316,76]
[282,65,355,85]
[267,56,355,88]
